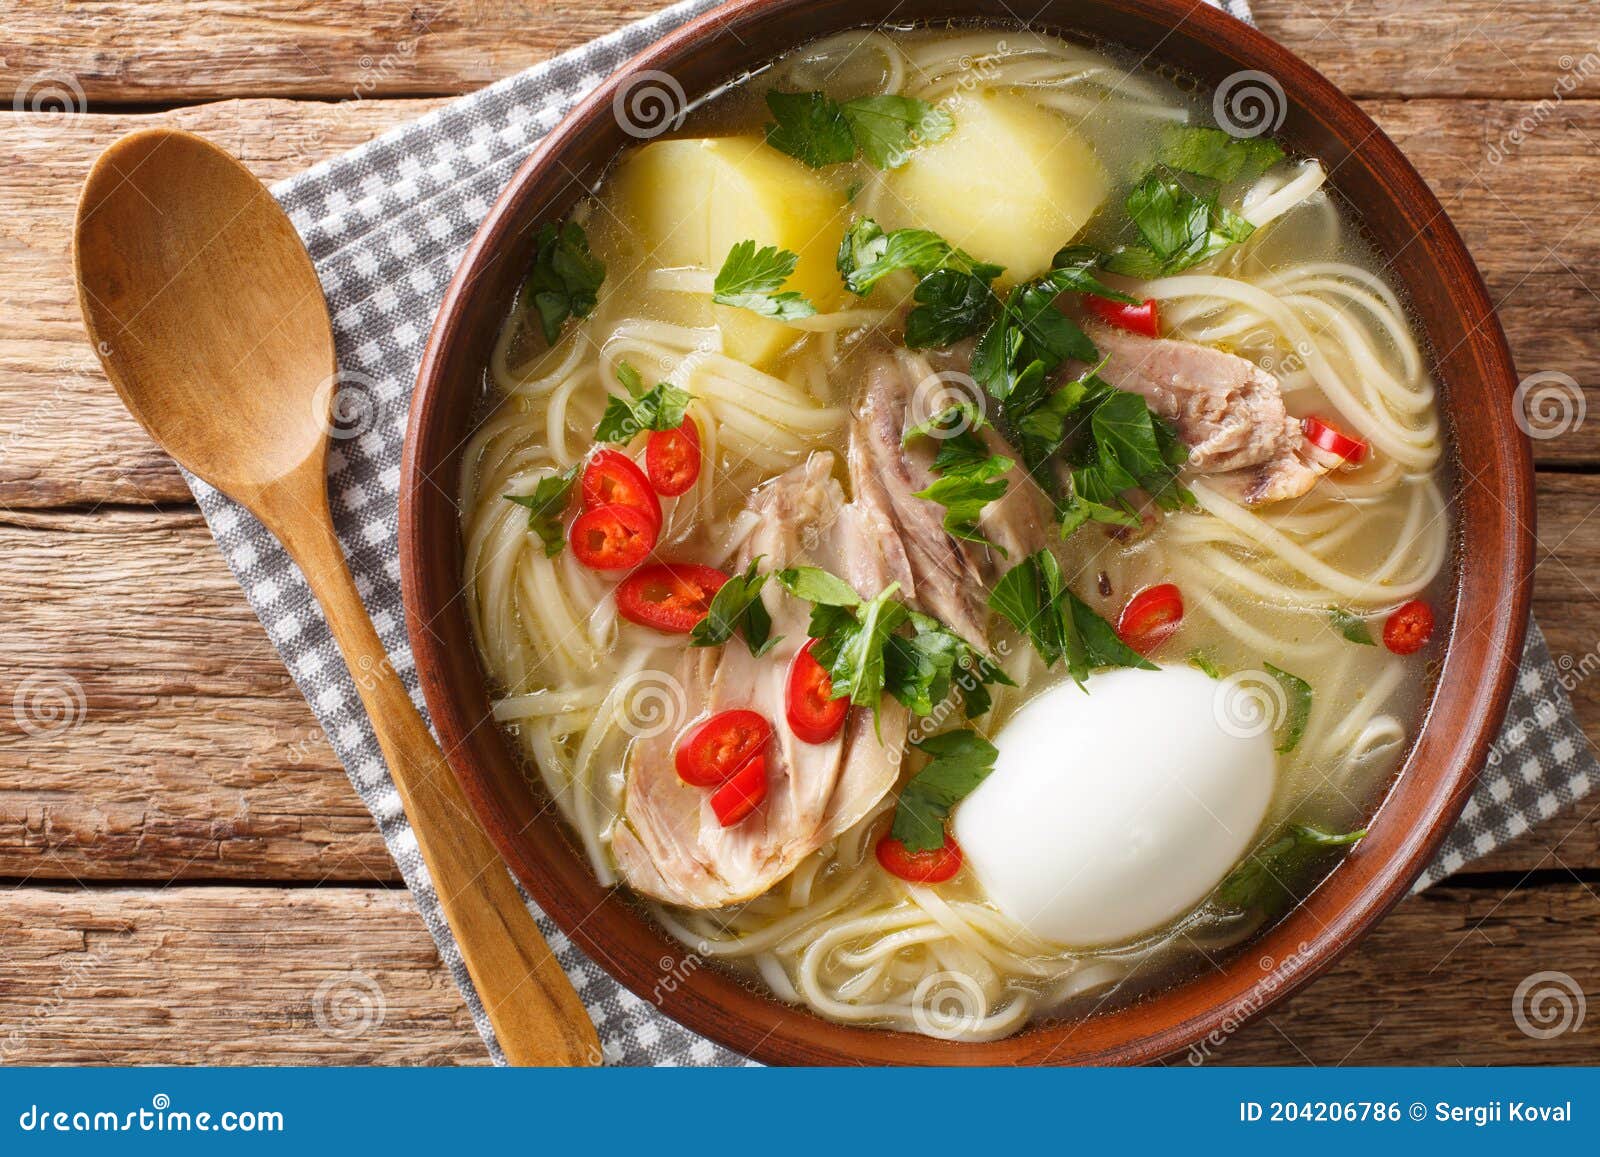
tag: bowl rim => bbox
[401,0,1534,1065]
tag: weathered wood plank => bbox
[1,0,1593,103]
[0,507,397,882]
[4,473,1600,882]
[3,94,1599,509]
[1,882,1593,1064]
[0,97,445,508]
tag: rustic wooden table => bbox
[2,0,1598,1066]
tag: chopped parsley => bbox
[712,241,818,321]
[594,361,692,444]
[1215,823,1365,917]
[520,221,605,345]
[503,465,578,557]
[836,217,1002,346]
[1158,125,1285,183]
[1265,662,1313,753]
[764,90,953,170]
[1103,170,1257,278]
[891,729,999,852]
[1328,607,1376,646]
[688,558,780,658]
[913,452,1012,554]
[988,549,1154,686]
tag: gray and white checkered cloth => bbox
[183,0,1595,1064]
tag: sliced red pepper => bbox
[786,639,849,744]
[615,563,728,633]
[710,752,768,827]
[1116,582,1185,655]
[1383,599,1435,655]
[875,834,963,884]
[674,709,772,788]
[1302,416,1369,465]
[581,448,662,531]
[568,503,657,571]
[646,419,701,497]
[1084,294,1160,337]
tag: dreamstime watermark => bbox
[1213,70,1287,139]
[12,69,87,112]
[650,942,708,1006]
[1512,370,1585,440]
[1488,47,1600,164]
[908,370,986,440]
[311,368,384,442]
[1211,669,1288,741]
[1512,970,1586,1040]
[1186,941,1315,1064]
[612,70,688,140]
[311,971,387,1039]
[11,672,88,739]
[615,669,689,741]
[910,970,988,1040]
[17,1094,283,1134]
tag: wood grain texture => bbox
[1,0,1591,103]
[3,95,1598,509]
[2,471,1598,884]
[2,882,1595,1065]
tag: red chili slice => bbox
[1302,416,1369,465]
[568,503,657,571]
[710,752,768,827]
[674,709,772,788]
[786,639,849,744]
[1383,599,1435,655]
[615,563,728,633]
[875,834,963,884]
[1084,294,1160,337]
[581,449,662,530]
[1116,582,1185,655]
[646,419,701,497]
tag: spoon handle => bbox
[276,502,601,1067]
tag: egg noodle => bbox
[460,29,1446,1040]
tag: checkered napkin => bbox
[182,0,1594,1064]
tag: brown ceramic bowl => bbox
[401,0,1533,1064]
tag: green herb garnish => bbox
[712,241,817,321]
[689,558,780,657]
[764,90,953,171]
[1158,126,1285,184]
[1189,650,1223,679]
[1103,170,1256,278]
[1216,824,1365,917]
[595,361,692,443]
[520,221,605,345]
[1328,607,1376,646]
[1264,661,1313,753]
[988,550,1154,685]
[503,465,579,557]
[891,729,999,852]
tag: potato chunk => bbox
[612,136,847,367]
[884,91,1108,281]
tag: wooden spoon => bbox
[73,127,601,1067]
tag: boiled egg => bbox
[953,665,1276,946]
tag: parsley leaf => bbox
[891,729,999,852]
[595,361,692,443]
[1159,126,1285,183]
[1057,388,1192,536]
[520,221,606,345]
[1189,650,1223,679]
[840,95,955,169]
[765,91,952,171]
[902,402,986,448]
[1215,823,1365,917]
[1044,244,1140,303]
[913,454,1012,553]
[503,465,578,557]
[1104,171,1256,278]
[972,277,1097,402]
[988,550,1155,685]
[775,566,862,607]
[1328,607,1376,646]
[763,90,855,167]
[689,558,780,657]
[885,611,1011,720]
[712,241,818,321]
[906,268,1002,348]
[835,217,1001,345]
[1265,662,1313,753]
